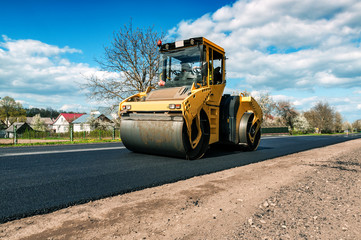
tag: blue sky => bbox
[1,0,361,123]
[1,0,227,66]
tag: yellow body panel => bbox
[121,100,183,112]
[203,38,225,54]
[202,104,220,144]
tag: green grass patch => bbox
[0,139,122,147]
[290,132,347,136]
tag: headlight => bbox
[169,104,181,109]
[122,105,131,110]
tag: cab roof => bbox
[159,37,225,54]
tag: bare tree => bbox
[304,101,335,133]
[84,21,164,102]
[275,100,298,130]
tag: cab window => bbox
[208,48,223,85]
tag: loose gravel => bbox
[235,147,361,239]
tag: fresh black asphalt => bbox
[0,134,360,223]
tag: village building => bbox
[52,113,84,133]
[5,122,33,138]
[72,113,113,132]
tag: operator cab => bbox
[158,37,225,88]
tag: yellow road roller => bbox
[119,37,263,159]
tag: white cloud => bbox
[60,104,87,112]
[292,96,319,107]
[0,36,105,112]
[168,0,361,121]
[0,35,81,57]
[169,0,361,91]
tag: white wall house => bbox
[72,113,112,132]
[72,114,92,132]
[52,113,84,133]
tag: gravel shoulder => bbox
[1,139,360,239]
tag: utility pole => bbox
[14,125,17,145]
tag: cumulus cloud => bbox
[60,104,87,112]
[0,35,81,57]
[169,0,361,121]
[169,0,361,91]
[0,36,103,111]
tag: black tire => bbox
[239,113,261,151]
[244,127,261,151]
[183,112,210,160]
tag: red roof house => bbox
[52,113,85,133]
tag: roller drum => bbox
[120,114,187,158]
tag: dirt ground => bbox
[0,139,68,144]
[1,139,360,240]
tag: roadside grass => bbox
[0,139,122,147]
[290,132,348,136]
[263,132,349,136]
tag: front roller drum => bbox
[120,115,210,159]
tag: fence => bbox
[261,127,289,135]
[5,126,121,145]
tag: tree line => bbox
[25,107,79,119]
[0,96,80,129]
[255,92,361,134]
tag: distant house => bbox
[72,113,113,132]
[91,106,118,120]
[26,117,54,130]
[5,122,33,138]
[52,113,84,133]
[0,120,6,138]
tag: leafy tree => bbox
[342,121,352,132]
[352,119,361,132]
[293,113,312,133]
[304,101,335,133]
[334,112,343,133]
[0,96,26,127]
[255,92,276,121]
[84,21,164,102]
[88,115,112,130]
[25,107,61,118]
[32,114,47,131]
[275,101,298,130]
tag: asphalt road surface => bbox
[1,134,360,223]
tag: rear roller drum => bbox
[239,113,261,151]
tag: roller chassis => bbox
[119,37,263,159]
